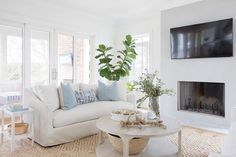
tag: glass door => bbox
[0,25,23,105]
[30,30,50,86]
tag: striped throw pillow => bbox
[75,90,98,104]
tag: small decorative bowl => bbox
[111,109,141,121]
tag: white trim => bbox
[0,19,24,28]
[23,23,30,88]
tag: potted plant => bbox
[95,35,137,81]
[132,71,174,119]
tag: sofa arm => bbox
[24,88,54,145]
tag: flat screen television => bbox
[170,18,233,59]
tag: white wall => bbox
[160,0,236,129]
[114,12,161,73]
[0,0,115,83]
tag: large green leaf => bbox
[96,49,105,53]
[127,53,136,59]
[126,35,132,42]
[98,44,106,51]
[100,68,109,77]
[106,47,112,51]
[99,58,112,64]
[95,54,103,59]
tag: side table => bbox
[1,107,34,152]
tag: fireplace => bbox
[178,81,225,117]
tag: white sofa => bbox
[208,107,236,157]
[24,83,134,146]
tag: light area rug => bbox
[0,126,225,157]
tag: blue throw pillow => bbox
[98,81,119,101]
[75,90,97,104]
[60,83,77,110]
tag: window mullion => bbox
[73,35,77,83]
[1,33,7,81]
[23,24,31,89]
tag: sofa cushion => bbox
[98,81,119,101]
[32,84,59,111]
[79,83,98,96]
[75,90,97,104]
[115,80,127,101]
[53,101,134,128]
[58,83,78,110]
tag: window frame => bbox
[0,19,95,105]
[55,30,92,84]
[130,33,150,81]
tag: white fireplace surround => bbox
[160,0,236,130]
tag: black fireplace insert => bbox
[178,81,225,117]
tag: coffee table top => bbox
[96,116,181,138]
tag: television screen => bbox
[170,18,233,59]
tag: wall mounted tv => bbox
[170,18,233,59]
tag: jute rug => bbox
[0,126,225,157]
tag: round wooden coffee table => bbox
[96,116,181,157]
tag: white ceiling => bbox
[23,0,204,21]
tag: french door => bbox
[0,23,24,105]
[0,20,92,106]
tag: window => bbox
[58,34,74,83]
[31,30,50,85]
[74,38,90,84]
[57,33,90,84]
[130,34,150,81]
[0,25,23,105]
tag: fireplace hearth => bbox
[178,81,225,117]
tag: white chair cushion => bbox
[53,101,133,128]
[222,122,236,156]
[32,84,60,111]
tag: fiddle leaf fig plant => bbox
[95,35,137,81]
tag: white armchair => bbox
[208,107,236,157]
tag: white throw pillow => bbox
[32,84,60,111]
[79,83,98,96]
[116,80,127,101]
[106,80,127,101]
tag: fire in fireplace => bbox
[178,81,225,117]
